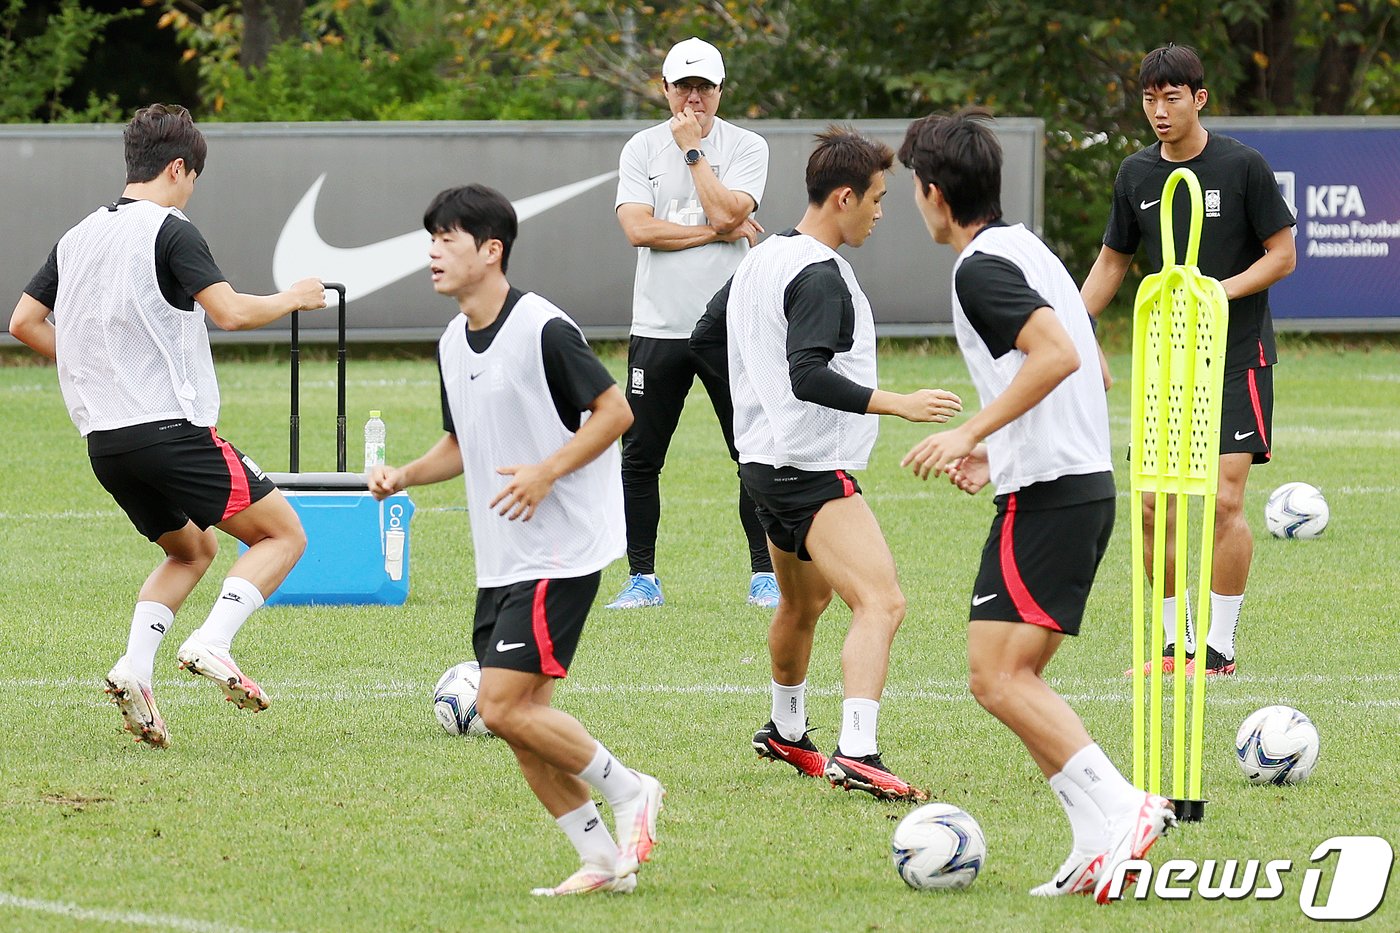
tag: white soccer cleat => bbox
[1093,792,1177,904]
[176,635,269,712]
[1029,849,1103,896]
[529,863,637,897]
[104,658,169,748]
[614,770,665,877]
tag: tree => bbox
[0,0,135,122]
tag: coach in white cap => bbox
[610,36,773,611]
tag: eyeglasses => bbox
[668,81,720,98]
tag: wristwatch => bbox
[684,148,703,166]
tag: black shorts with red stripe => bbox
[473,571,601,678]
[739,462,862,562]
[1218,365,1273,464]
[969,473,1115,636]
[88,421,276,542]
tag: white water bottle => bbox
[364,410,386,472]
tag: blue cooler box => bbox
[245,472,415,606]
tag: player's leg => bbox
[90,447,224,747]
[475,575,662,893]
[173,431,305,711]
[802,491,925,801]
[692,347,777,606]
[1205,366,1272,674]
[752,541,833,778]
[1137,491,1195,671]
[609,336,691,607]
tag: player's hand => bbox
[491,463,556,521]
[947,444,991,495]
[670,107,704,152]
[1097,341,1113,391]
[717,217,764,247]
[898,388,962,424]
[901,425,977,480]
[290,277,328,311]
[368,464,405,501]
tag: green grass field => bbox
[1,341,1396,932]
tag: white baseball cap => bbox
[662,37,725,85]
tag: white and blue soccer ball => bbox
[1265,482,1329,539]
[891,803,986,890]
[433,661,491,737]
[1235,705,1319,785]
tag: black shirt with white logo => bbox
[438,287,615,434]
[1103,134,1295,372]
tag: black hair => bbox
[1139,44,1205,94]
[898,107,1002,227]
[124,104,207,183]
[422,184,518,273]
[805,125,895,205]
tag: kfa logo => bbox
[1205,189,1222,217]
[1307,185,1367,218]
[630,367,645,395]
[1101,835,1394,920]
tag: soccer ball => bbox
[1235,705,1319,785]
[1265,482,1329,539]
[433,661,491,737]
[891,803,986,890]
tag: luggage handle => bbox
[289,282,347,473]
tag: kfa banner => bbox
[1213,118,1400,330]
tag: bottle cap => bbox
[370,410,381,418]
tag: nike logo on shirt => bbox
[972,594,997,606]
[495,640,526,652]
[273,170,618,300]
[1140,199,1162,210]
[1234,430,1256,441]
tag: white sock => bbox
[1049,771,1108,853]
[771,680,806,741]
[1161,594,1195,654]
[838,698,880,757]
[577,741,642,811]
[1206,591,1243,660]
[124,602,174,682]
[1062,743,1141,821]
[556,801,618,869]
[194,577,264,653]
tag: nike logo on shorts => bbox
[1234,430,1255,441]
[496,640,526,652]
[1140,199,1162,210]
[972,593,997,606]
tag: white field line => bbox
[6,674,1398,709]
[0,892,289,933]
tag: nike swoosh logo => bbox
[495,640,526,652]
[1234,430,1255,440]
[273,170,618,299]
[1140,199,1162,210]
[972,594,997,606]
[685,57,704,64]
[469,371,483,380]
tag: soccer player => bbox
[1081,44,1296,676]
[368,185,663,897]
[727,127,963,801]
[610,36,777,610]
[7,104,326,749]
[899,109,1175,901]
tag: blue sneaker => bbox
[747,572,780,608]
[605,574,665,609]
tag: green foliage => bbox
[0,0,133,123]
